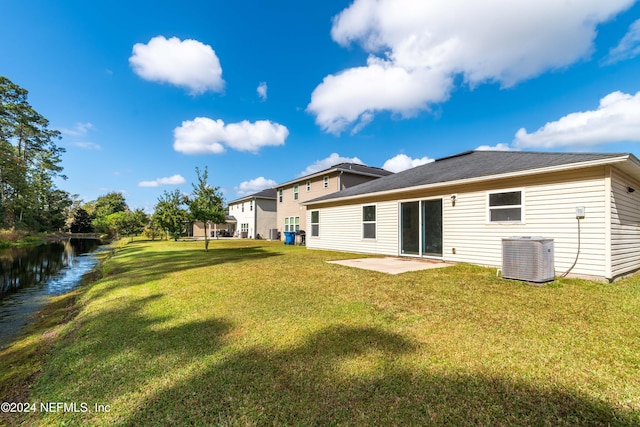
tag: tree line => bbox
[1,76,69,231]
[69,166,225,247]
[2,76,226,245]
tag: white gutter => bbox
[302,154,632,206]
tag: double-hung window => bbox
[294,185,299,200]
[323,176,329,188]
[310,211,319,237]
[306,180,311,191]
[488,190,523,223]
[362,205,376,239]
[285,216,300,232]
[278,188,283,203]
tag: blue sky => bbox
[2,0,640,212]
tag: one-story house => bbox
[303,150,640,282]
[187,215,236,238]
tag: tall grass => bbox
[3,239,639,425]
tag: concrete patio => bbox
[327,257,455,275]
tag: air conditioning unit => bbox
[502,237,554,283]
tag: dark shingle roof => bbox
[228,188,277,204]
[331,163,393,177]
[305,150,629,204]
[276,162,392,188]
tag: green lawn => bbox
[2,239,639,425]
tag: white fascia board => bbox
[302,155,631,207]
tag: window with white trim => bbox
[323,176,329,188]
[285,216,300,232]
[294,184,299,200]
[250,201,253,211]
[278,188,283,202]
[306,180,311,191]
[311,211,319,237]
[362,205,376,239]
[487,190,523,222]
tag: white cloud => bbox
[129,36,224,95]
[60,122,94,136]
[382,154,433,173]
[235,177,277,196]
[298,153,364,177]
[513,91,640,148]
[173,117,289,154]
[603,19,640,64]
[69,141,101,150]
[475,143,516,151]
[138,174,186,188]
[257,82,268,101]
[60,122,100,149]
[308,0,633,134]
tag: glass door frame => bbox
[399,198,443,259]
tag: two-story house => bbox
[227,188,277,239]
[275,163,393,240]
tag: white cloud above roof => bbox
[513,90,640,148]
[298,153,364,177]
[173,117,288,154]
[129,36,224,95]
[235,177,277,196]
[382,154,433,173]
[475,143,516,151]
[308,0,634,134]
[139,174,186,188]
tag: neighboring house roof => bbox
[303,150,639,205]
[228,188,277,205]
[276,162,393,188]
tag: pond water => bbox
[0,238,103,349]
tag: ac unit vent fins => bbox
[502,237,554,283]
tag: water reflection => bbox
[0,239,100,296]
[0,238,102,348]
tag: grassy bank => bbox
[2,239,639,425]
[0,242,114,426]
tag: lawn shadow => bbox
[90,242,282,299]
[122,324,638,426]
[30,293,235,423]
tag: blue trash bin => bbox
[284,231,295,245]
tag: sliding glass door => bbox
[401,202,420,255]
[400,199,443,257]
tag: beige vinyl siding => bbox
[340,173,385,191]
[444,168,607,278]
[307,202,398,255]
[277,171,388,239]
[308,166,610,280]
[610,168,640,278]
[277,174,340,238]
